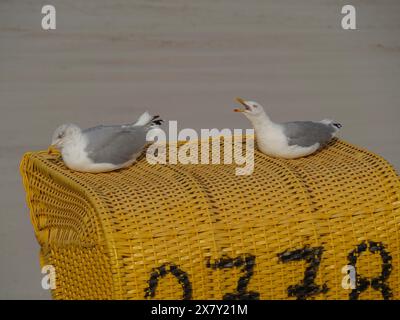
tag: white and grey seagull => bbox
[234,98,342,159]
[48,112,163,173]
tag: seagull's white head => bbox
[234,98,266,120]
[49,123,81,153]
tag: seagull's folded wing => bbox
[282,121,335,147]
[83,126,148,165]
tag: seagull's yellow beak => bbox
[234,97,248,112]
[47,144,58,154]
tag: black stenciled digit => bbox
[347,240,392,300]
[144,263,192,300]
[278,245,329,300]
[206,253,260,300]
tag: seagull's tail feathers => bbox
[321,119,342,129]
[133,112,164,128]
[332,122,342,129]
[320,119,342,136]
[149,115,164,127]
[133,111,153,126]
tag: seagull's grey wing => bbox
[82,125,148,165]
[282,121,336,147]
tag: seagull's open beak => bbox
[234,97,248,112]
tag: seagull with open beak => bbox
[234,97,342,159]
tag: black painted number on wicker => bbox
[144,263,192,300]
[278,246,329,300]
[206,254,260,300]
[347,240,393,300]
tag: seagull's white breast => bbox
[61,135,121,173]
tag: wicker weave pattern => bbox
[20,138,400,299]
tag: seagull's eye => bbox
[58,132,65,139]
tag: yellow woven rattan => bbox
[20,138,400,300]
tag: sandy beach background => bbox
[1,0,399,299]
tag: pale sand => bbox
[0,0,399,299]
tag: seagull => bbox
[48,112,163,173]
[234,98,342,159]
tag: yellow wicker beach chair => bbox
[20,138,400,300]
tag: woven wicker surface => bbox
[20,138,400,300]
